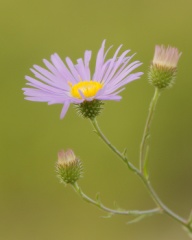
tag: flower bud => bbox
[56,149,83,184]
[148,45,181,89]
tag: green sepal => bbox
[148,65,176,89]
[56,159,83,185]
[74,100,104,120]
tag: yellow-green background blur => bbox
[1,0,192,239]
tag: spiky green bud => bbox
[56,149,83,184]
[148,45,181,89]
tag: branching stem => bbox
[72,182,160,217]
[90,118,138,173]
[90,106,192,233]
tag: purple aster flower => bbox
[23,40,143,119]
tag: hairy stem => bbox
[140,176,188,226]
[139,87,161,175]
[90,117,192,233]
[90,118,138,173]
[72,182,160,217]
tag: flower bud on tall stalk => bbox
[148,45,181,89]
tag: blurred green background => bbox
[1,0,192,239]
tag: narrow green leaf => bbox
[127,215,146,224]
[143,145,150,179]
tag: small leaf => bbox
[122,148,127,157]
[113,201,123,211]
[93,130,99,136]
[102,212,114,218]
[95,192,101,204]
[127,215,146,224]
[143,145,150,179]
[188,210,192,225]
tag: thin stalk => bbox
[140,87,161,174]
[140,176,188,226]
[90,117,192,232]
[72,182,160,217]
[90,118,137,173]
[138,88,189,226]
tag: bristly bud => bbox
[148,45,182,89]
[56,149,83,185]
[74,100,104,120]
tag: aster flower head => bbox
[23,40,143,119]
[149,45,182,89]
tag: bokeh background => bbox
[1,0,192,239]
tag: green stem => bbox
[138,88,189,227]
[90,116,192,232]
[140,88,161,174]
[140,177,188,226]
[72,182,160,217]
[90,118,138,173]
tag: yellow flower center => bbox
[69,81,103,99]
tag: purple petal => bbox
[97,95,122,101]
[93,40,106,80]
[29,69,66,89]
[60,102,70,119]
[102,44,123,81]
[33,65,56,82]
[104,50,130,83]
[76,58,88,80]
[25,76,65,94]
[66,57,81,81]
[84,50,91,79]
[111,62,143,85]
[105,73,143,94]
[51,53,78,84]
